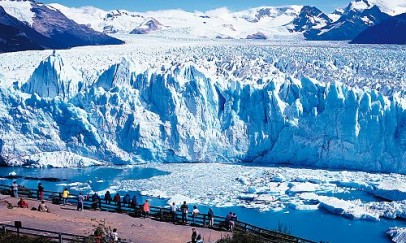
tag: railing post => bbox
[160,208,163,221]
[1,225,5,234]
[244,224,247,232]
[203,215,206,227]
[59,233,63,243]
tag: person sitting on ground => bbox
[105,191,112,204]
[17,198,28,208]
[142,199,150,217]
[38,200,49,212]
[111,228,119,242]
[113,193,120,205]
[191,228,202,243]
[191,205,200,225]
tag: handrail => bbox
[0,184,317,243]
[0,223,86,242]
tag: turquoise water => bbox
[0,166,405,243]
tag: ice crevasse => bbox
[0,53,405,173]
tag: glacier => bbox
[0,37,405,173]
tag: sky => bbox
[39,0,351,13]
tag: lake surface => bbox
[0,165,404,243]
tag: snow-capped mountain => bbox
[49,0,406,41]
[51,4,304,39]
[329,9,344,22]
[130,18,163,35]
[0,0,123,53]
[305,0,403,40]
[1,0,405,42]
[351,12,406,44]
[347,0,406,16]
[307,5,390,40]
[291,6,332,32]
[0,6,50,52]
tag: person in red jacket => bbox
[17,198,28,208]
[142,199,150,217]
[113,193,120,205]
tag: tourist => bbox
[191,228,202,243]
[181,201,189,224]
[12,181,18,198]
[17,198,28,208]
[104,191,112,204]
[77,192,84,211]
[229,212,237,231]
[142,199,150,217]
[131,195,137,209]
[111,228,119,242]
[116,198,122,212]
[225,211,233,230]
[191,205,200,225]
[98,193,102,209]
[38,200,49,212]
[123,193,131,207]
[208,208,214,227]
[231,213,238,221]
[92,192,99,210]
[62,188,69,205]
[37,183,44,200]
[113,193,120,205]
[170,202,178,224]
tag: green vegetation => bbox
[216,232,271,243]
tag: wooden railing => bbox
[0,223,86,242]
[0,184,317,243]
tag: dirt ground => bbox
[0,194,230,243]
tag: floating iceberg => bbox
[318,196,380,221]
[387,227,406,243]
[369,180,406,201]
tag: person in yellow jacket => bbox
[62,188,69,205]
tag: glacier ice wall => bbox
[1,54,406,173]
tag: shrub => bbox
[216,232,270,243]
[0,233,52,243]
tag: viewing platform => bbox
[0,184,318,243]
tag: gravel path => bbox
[0,194,229,242]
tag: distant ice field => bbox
[0,35,405,94]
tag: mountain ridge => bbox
[0,0,124,53]
[351,12,406,44]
